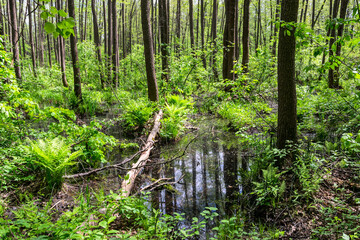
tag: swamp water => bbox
[100,116,255,237]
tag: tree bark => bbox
[112,0,119,87]
[277,0,299,156]
[27,0,37,77]
[272,0,280,56]
[159,0,170,81]
[200,0,206,68]
[68,0,82,101]
[56,0,68,87]
[175,0,181,55]
[328,0,341,88]
[222,0,236,91]
[189,0,195,49]
[92,0,104,89]
[141,0,159,102]
[210,0,219,80]
[242,0,251,73]
[9,0,21,81]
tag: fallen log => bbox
[121,110,163,197]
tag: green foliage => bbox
[252,164,286,207]
[26,137,83,191]
[122,98,155,132]
[160,95,193,140]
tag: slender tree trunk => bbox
[122,3,126,58]
[272,0,280,56]
[223,0,236,91]
[0,1,6,50]
[210,0,219,80]
[47,34,52,68]
[328,0,340,88]
[83,0,89,41]
[56,0,68,87]
[112,0,119,87]
[9,0,21,81]
[103,0,107,56]
[277,0,299,157]
[92,0,104,88]
[200,0,206,68]
[242,0,251,73]
[159,0,170,81]
[141,0,159,102]
[68,0,82,101]
[175,0,181,55]
[107,0,113,81]
[189,0,195,49]
[334,0,349,87]
[28,0,37,77]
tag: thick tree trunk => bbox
[68,0,82,101]
[159,0,170,81]
[242,0,251,73]
[141,0,159,102]
[9,0,21,81]
[222,0,236,91]
[92,0,104,89]
[277,0,299,156]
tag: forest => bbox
[0,0,360,239]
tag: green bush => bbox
[122,99,155,132]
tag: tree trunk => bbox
[272,0,280,56]
[83,0,89,41]
[189,0,195,49]
[242,0,251,73]
[328,0,340,88]
[112,0,119,87]
[9,0,21,81]
[107,0,113,81]
[68,0,82,101]
[141,0,159,102]
[277,0,299,158]
[222,0,236,91]
[175,0,181,55]
[56,0,68,87]
[333,0,349,87]
[27,0,37,77]
[200,0,206,68]
[159,0,170,81]
[103,0,107,57]
[92,0,104,89]
[210,0,219,80]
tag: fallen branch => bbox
[121,110,163,197]
[63,147,146,179]
[135,175,184,195]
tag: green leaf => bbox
[58,10,68,17]
[99,221,107,229]
[50,7,58,15]
[44,22,56,33]
[40,12,49,20]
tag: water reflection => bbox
[148,117,247,228]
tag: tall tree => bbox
[222,0,237,91]
[210,0,219,80]
[56,0,68,87]
[68,0,82,101]
[141,0,159,102]
[92,0,104,88]
[277,0,299,158]
[242,0,251,73]
[333,0,350,88]
[272,0,280,56]
[189,0,195,49]
[328,0,341,88]
[9,0,21,81]
[175,0,181,55]
[159,0,170,81]
[112,0,119,87]
[200,0,206,68]
[27,0,37,77]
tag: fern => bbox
[26,137,83,191]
